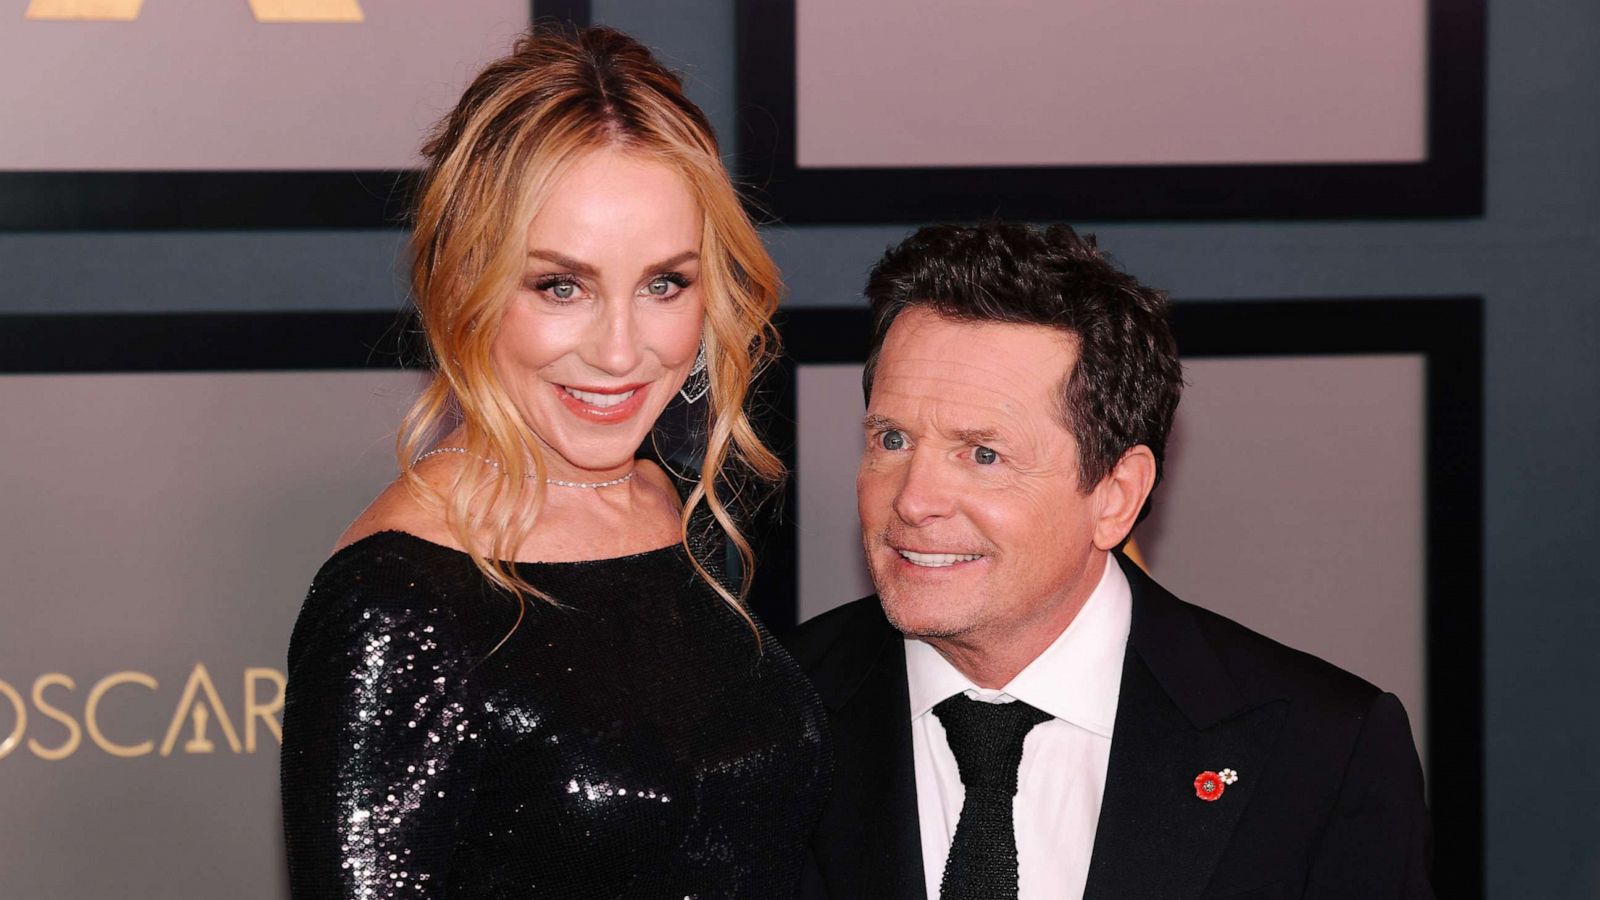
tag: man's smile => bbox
[896,549,985,568]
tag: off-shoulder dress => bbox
[280,530,831,899]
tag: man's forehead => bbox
[876,308,1076,385]
[868,311,1077,440]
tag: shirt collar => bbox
[904,553,1133,738]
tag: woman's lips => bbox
[553,382,651,424]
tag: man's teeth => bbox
[564,387,636,408]
[898,550,982,567]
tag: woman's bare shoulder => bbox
[334,478,457,555]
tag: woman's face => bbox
[492,146,706,479]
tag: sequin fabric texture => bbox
[280,531,831,899]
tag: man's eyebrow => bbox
[527,249,699,278]
[951,426,1001,445]
[861,415,1002,444]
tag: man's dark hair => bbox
[863,222,1184,518]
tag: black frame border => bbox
[0,311,418,372]
[736,0,1486,222]
[0,1,590,231]
[755,298,1484,898]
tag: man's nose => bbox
[892,450,955,526]
[585,301,644,376]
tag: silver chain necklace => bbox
[411,447,636,489]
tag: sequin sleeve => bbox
[280,552,486,899]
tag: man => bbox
[788,223,1432,899]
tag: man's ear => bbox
[1092,445,1157,551]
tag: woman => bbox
[280,27,829,899]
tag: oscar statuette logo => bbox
[25,0,363,22]
[0,663,285,761]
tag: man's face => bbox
[858,307,1106,648]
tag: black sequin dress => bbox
[280,530,831,899]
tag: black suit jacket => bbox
[785,555,1433,900]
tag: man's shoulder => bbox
[780,596,890,671]
[1157,582,1386,717]
[1121,555,1383,715]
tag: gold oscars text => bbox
[0,664,283,760]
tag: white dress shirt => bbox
[906,553,1132,900]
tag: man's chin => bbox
[876,590,967,640]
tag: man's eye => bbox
[879,430,907,451]
[973,446,998,465]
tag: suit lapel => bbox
[1083,559,1287,900]
[809,604,927,900]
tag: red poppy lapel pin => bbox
[1194,768,1238,802]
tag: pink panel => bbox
[0,369,423,898]
[0,0,529,170]
[797,0,1427,167]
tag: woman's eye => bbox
[973,446,999,465]
[878,430,907,451]
[532,277,581,302]
[643,274,689,299]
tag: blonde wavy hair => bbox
[398,26,784,630]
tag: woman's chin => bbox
[539,427,655,476]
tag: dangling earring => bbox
[679,342,709,404]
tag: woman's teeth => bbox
[898,550,982,567]
[564,387,636,408]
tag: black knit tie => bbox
[932,694,1053,900]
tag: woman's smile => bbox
[552,381,652,423]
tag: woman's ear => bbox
[1092,445,1156,551]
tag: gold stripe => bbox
[25,0,143,20]
[247,0,363,23]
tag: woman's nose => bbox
[585,301,644,376]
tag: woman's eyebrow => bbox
[527,249,598,276]
[646,250,699,272]
[525,249,700,278]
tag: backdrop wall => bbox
[1,1,1596,897]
